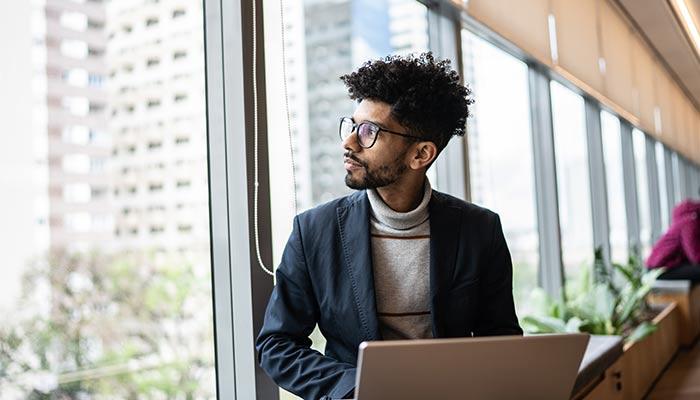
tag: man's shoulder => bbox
[296,190,366,225]
[431,190,498,221]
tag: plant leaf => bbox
[626,321,657,345]
[521,316,567,334]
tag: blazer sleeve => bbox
[256,216,356,400]
[473,214,523,336]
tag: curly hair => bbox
[340,52,473,152]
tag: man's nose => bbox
[342,130,361,153]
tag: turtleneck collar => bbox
[366,178,432,231]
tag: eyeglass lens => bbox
[341,118,376,147]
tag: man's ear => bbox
[409,142,438,170]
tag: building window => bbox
[600,111,628,263]
[462,30,539,315]
[656,142,670,229]
[172,9,186,18]
[633,129,652,257]
[146,58,160,67]
[145,17,159,27]
[551,81,594,282]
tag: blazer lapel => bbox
[337,191,381,342]
[429,191,461,337]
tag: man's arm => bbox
[256,216,356,400]
[473,214,523,336]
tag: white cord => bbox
[280,0,299,216]
[252,0,275,277]
[252,0,300,277]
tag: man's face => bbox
[342,99,413,190]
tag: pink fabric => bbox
[647,200,700,269]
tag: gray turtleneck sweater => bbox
[367,180,433,340]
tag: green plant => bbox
[522,248,665,344]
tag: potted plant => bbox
[522,248,664,344]
[522,248,680,399]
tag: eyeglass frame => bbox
[338,116,424,149]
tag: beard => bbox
[344,151,408,190]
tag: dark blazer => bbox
[256,189,522,400]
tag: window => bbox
[671,152,682,205]
[0,3,215,397]
[461,30,538,315]
[63,183,92,203]
[265,1,430,398]
[656,142,670,229]
[632,129,652,257]
[600,111,627,263]
[551,81,594,282]
[146,57,160,67]
[172,9,186,18]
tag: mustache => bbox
[344,152,367,167]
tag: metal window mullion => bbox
[204,0,277,399]
[204,0,237,397]
[620,121,640,256]
[584,98,611,267]
[645,137,662,242]
[528,65,564,299]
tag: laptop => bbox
[354,333,589,400]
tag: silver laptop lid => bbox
[355,333,589,400]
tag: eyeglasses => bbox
[339,117,423,149]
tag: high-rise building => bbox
[0,0,49,308]
[44,0,113,253]
[0,0,111,305]
[302,0,393,204]
[106,0,209,258]
[294,0,428,205]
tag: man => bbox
[256,53,522,400]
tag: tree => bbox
[0,250,215,399]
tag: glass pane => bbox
[550,81,594,283]
[672,152,682,203]
[632,129,652,258]
[655,142,670,230]
[265,1,430,398]
[0,2,216,398]
[461,30,538,316]
[600,111,627,263]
